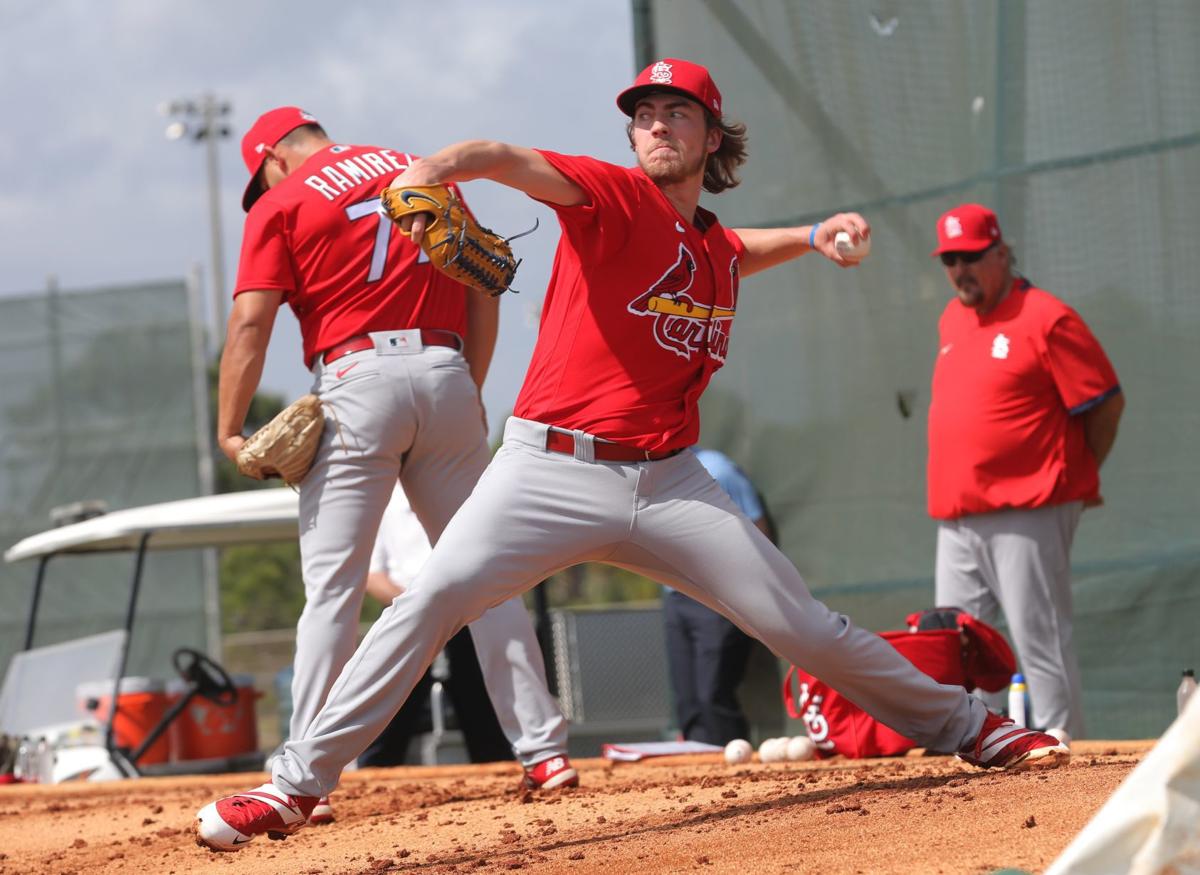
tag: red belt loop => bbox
[321,330,461,365]
[543,429,681,463]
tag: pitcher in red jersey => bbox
[197,64,1070,853]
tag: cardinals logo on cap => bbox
[944,215,964,238]
[648,61,674,84]
[627,243,737,362]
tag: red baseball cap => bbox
[616,58,722,118]
[240,106,321,211]
[932,203,1003,255]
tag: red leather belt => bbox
[544,429,683,462]
[322,330,461,365]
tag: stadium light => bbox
[162,94,232,351]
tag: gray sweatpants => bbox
[274,417,986,797]
[290,332,568,769]
[935,502,1085,738]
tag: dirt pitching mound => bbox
[0,740,1147,874]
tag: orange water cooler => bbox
[75,677,172,765]
[167,674,260,761]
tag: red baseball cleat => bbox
[521,754,579,790]
[958,712,1070,770]
[307,796,334,826]
[195,783,318,851]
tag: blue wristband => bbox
[808,222,821,248]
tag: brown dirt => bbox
[0,741,1148,875]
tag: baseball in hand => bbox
[834,230,871,261]
[785,736,817,762]
[724,738,753,765]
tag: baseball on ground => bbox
[785,735,817,762]
[1046,727,1071,747]
[724,738,753,765]
[758,737,786,763]
[834,229,871,261]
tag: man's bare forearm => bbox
[217,291,280,458]
[397,141,586,207]
[733,212,870,277]
[365,571,404,606]
[463,292,500,389]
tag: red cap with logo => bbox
[616,58,722,118]
[931,203,1003,255]
[240,106,321,211]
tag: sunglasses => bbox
[940,243,996,267]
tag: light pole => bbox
[163,94,232,353]
[162,96,231,661]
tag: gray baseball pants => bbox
[935,502,1085,738]
[275,416,987,797]
[290,331,568,769]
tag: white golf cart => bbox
[3,489,298,781]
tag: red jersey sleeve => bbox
[532,151,640,261]
[1045,308,1120,414]
[234,202,297,300]
[723,226,748,261]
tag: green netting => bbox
[0,280,211,683]
[643,0,1200,738]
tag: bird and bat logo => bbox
[627,242,738,363]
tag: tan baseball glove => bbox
[379,183,521,296]
[235,394,324,486]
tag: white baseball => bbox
[758,737,785,763]
[724,738,753,765]
[1046,727,1071,748]
[834,230,871,261]
[785,736,817,762]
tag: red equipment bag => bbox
[782,608,1015,759]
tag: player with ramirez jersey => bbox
[217,107,575,827]
[198,65,1069,852]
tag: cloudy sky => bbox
[1,0,636,437]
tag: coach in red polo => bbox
[926,203,1124,741]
